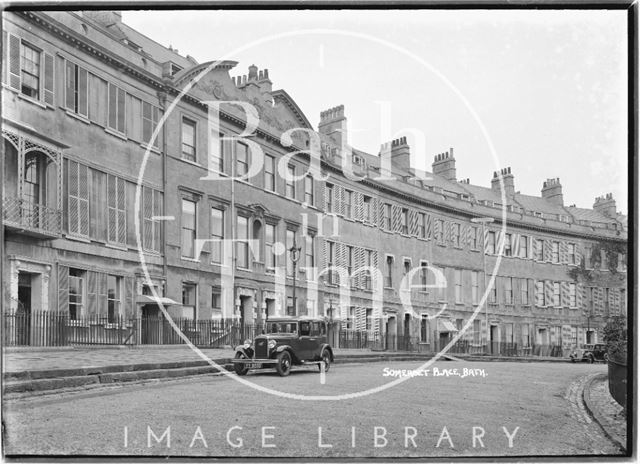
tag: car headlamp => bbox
[268,340,277,349]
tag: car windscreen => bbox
[266,322,298,334]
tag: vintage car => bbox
[569,343,609,363]
[232,317,334,376]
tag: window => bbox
[569,283,577,307]
[420,261,428,290]
[568,243,576,265]
[142,187,162,253]
[304,175,314,205]
[487,231,496,254]
[305,235,315,278]
[347,246,355,285]
[107,175,126,245]
[211,287,221,311]
[553,282,561,307]
[366,308,373,331]
[21,42,41,99]
[327,241,336,284]
[521,278,529,305]
[473,319,481,344]
[521,323,530,348]
[286,296,296,316]
[385,255,394,288]
[418,213,426,238]
[552,241,559,263]
[403,258,411,276]
[182,283,197,320]
[471,271,479,305]
[237,216,249,269]
[452,223,460,246]
[504,233,512,256]
[264,155,276,192]
[344,190,353,218]
[7,35,54,105]
[286,165,296,198]
[325,183,334,212]
[471,226,478,249]
[68,268,85,320]
[401,208,409,234]
[142,102,161,148]
[364,250,374,290]
[435,267,446,301]
[535,239,544,261]
[505,277,513,304]
[455,269,462,303]
[181,199,196,258]
[363,196,373,223]
[252,220,263,262]
[67,161,90,237]
[286,229,295,276]
[535,281,545,306]
[210,206,224,264]
[108,83,126,133]
[420,314,429,343]
[519,236,528,258]
[181,118,196,161]
[488,276,497,303]
[383,203,392,230]
[107,275,121,323]
[435,219,444,243]
[64,61,89,118]
[265,223,276,269]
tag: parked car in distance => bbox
[569,343,609,363]
[232,317,334,377]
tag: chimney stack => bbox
[382,136,411,172]
[491,167,515,197]
[248,64,258,81]
[257,68,272,94]
[318,105,347,148]
[593,193,616,218]
[541,177,563,206]
[432,148,456,181]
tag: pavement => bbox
[583,373,627,451]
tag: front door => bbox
[439,332,449,351]
[490,325,499,354]
[141,304,161,344]
[17,273,32,345]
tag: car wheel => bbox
[276,351,292,377]
[234,352,249,376]
[570,358,576,363]
[318,349,331,373]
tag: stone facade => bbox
[2,11,628,351]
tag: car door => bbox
[297,321,317,360]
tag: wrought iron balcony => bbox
[3,196,62,238]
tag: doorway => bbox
[490,325,499,354]
[17,273,33,345]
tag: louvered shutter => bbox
[355,192,364,222]
[576,283,584,309]
[461,224,469,248]
[117,178,127,244]
[2,31,7,85]
[378,201,385,229]
[444,221,451,244]
[58,265,69,314]
[560,241,568,264]
[78,67,88,116]
[409,210,419,236]
[513,278,521,305]
[544,280,554,307]
[68,161,79,234]
[97,273,108,317]
[392,204,401,233]
[8,33,21,91]
[371,197,378,225]
[512,234,520,257]
[561,281,570,308]
[143,186,153,249]
[124,277,135,319]
[543,239,552,262]
[323,240,329,283]
[535,281,543,306]
[107,175,117,242]
[65,60,76,110]
[78,164,89,236]
[575,245,582,266]
[87,271,98,318]
[425,214,432,240]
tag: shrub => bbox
[603,315,627,364]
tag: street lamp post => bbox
[471,216,495,354]
[289,235,301,316]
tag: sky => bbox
[123,9,628,213]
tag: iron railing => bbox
[2,197,62,235]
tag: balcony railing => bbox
[3,197,61,237]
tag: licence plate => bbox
[247,363,262,369]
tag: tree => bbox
[603,315,627,364]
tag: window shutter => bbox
[392,205,402,233]
[124,277,135,319]
[78,164,90,236]
[154,191,163,251]
[43,52,55,106]
[576,283,584,309]
[409,210,419,236]
[57,264,69,314]
[8,33,21,90]
[65,60,76,110]
[87,271,98,318]
[97,272,107,317]
[560,241,568,264]
[78,67,88,116]
[512,234,520,256]
[425,213,432,240]
[543,239,552,262]
[90,169,106,241]
[118,178,127,244]
[68,161,79,234]
[527,236,534,259]
[560,281,570,308]
[143,186,153,249]
[2,31,7,85]
[544,280,554,307]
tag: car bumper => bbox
[232,359,278,368]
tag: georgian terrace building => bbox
[2,10,627,351]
